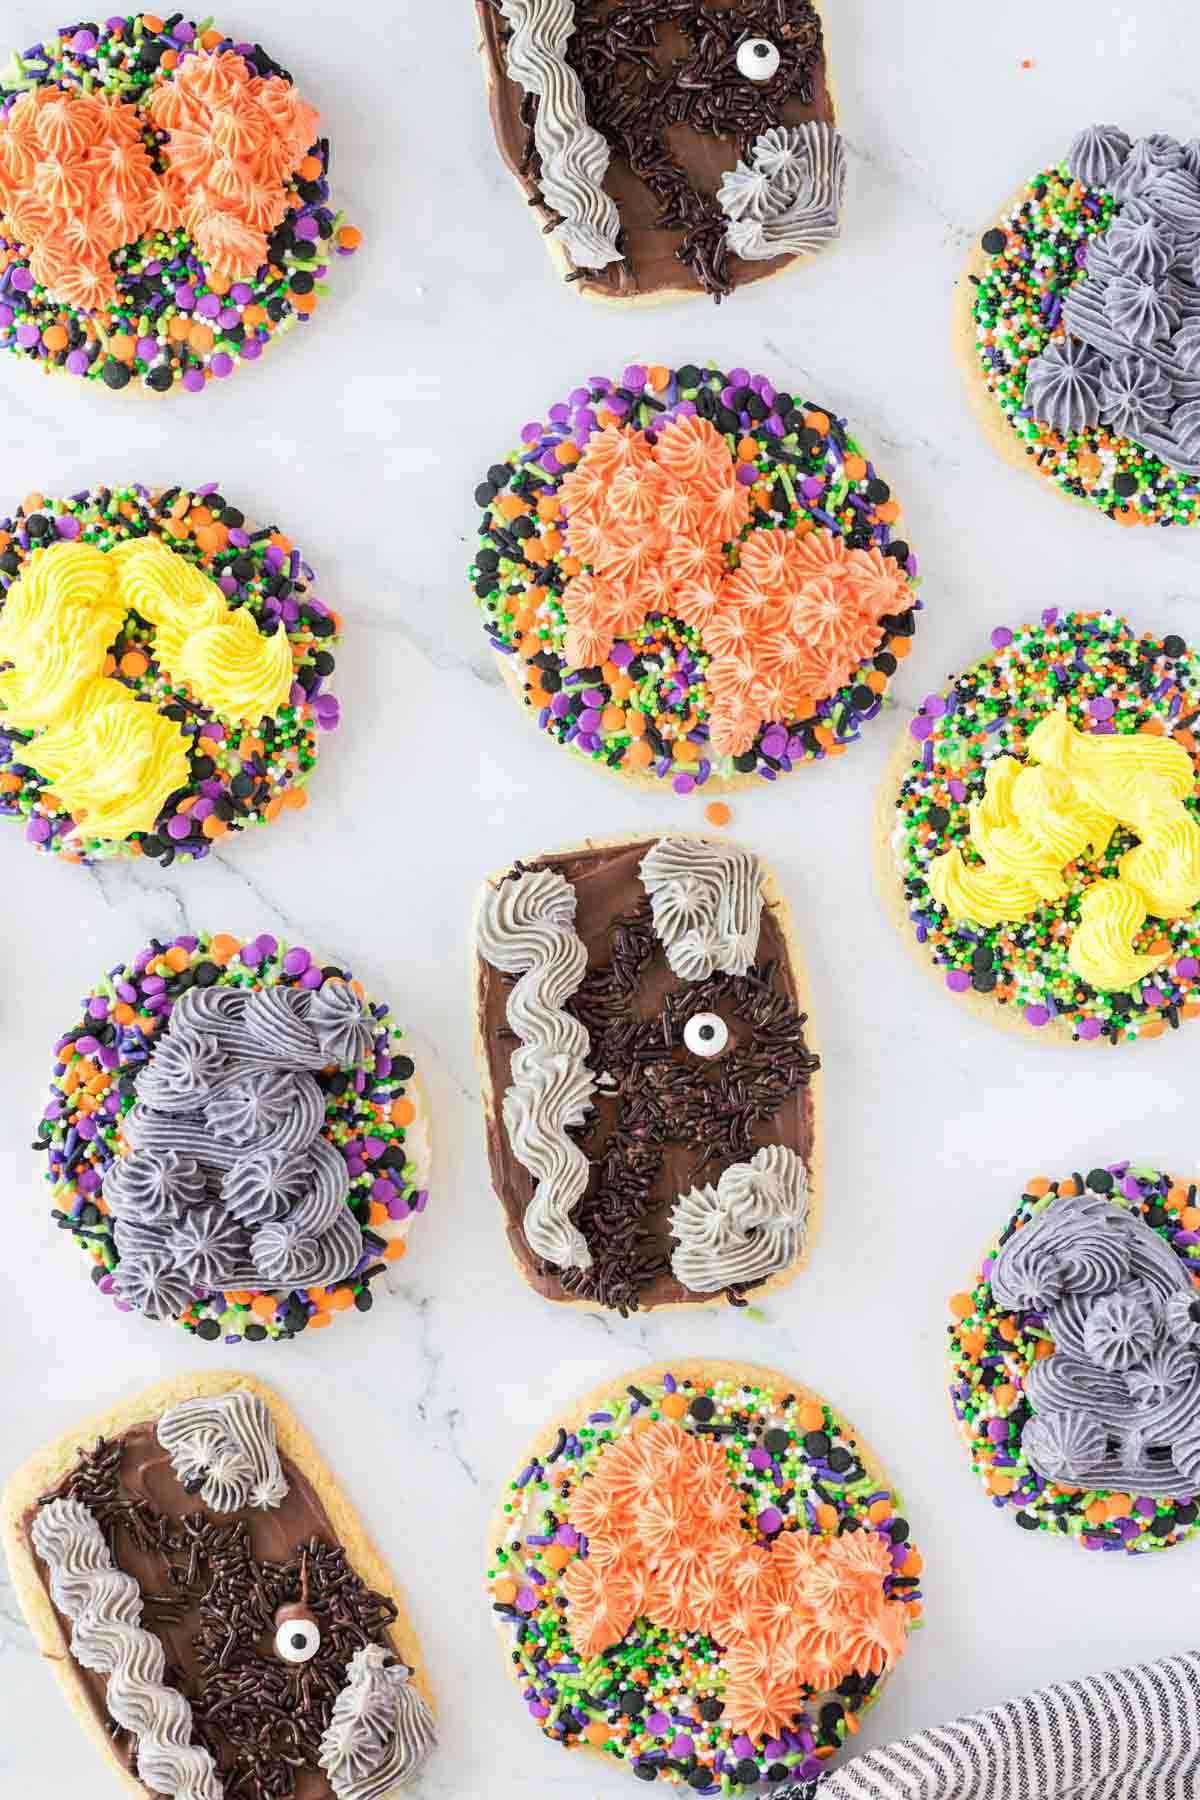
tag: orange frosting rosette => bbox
[0,46,320,311]
[560,1418,912,1738]
[556,415,914,758]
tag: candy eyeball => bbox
[274,1614,321,1663]
[736,38,781,81]
[684,1012,729,1058]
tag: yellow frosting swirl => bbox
[21,677,191,838]
[0,538,296,842]
[927,705,1200,990]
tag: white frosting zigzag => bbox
[670,1144,810,1292]
[156,1389,289,1514]
[31,1498,224,1799]
[477,868,595,1271]
[499,0,623,270]
[639,837,765,980]
[318,1644,437,1798]
[718,123,845,262]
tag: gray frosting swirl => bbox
[639,837,765,980]
[1066,124,1131,188]
[476,868,594,1272]
[670,1144,809,1293]
[317,1645,437,1798]
[156,1389,289,1512]
[32,1498,224,1799]
[103,976,366,1311]
[1022,336,1103,433]
[1025,128,1200,471]
[990,1190,1200,1498]
[717,123,845,262]
[498,0,623,270]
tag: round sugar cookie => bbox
[958,125,1200,527]
[469,361,921,794]
[0,483,340,864]
[485,1360,924,1791]
[876,609,1200,1045]
[36,930,431,1343]
[949,1165,1200,1554]
[0,15,360,396]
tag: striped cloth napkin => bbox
[781,1654,1200,1798]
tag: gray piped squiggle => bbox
[670,1144,809,1293]
[990,1190,1200,1497]
[639,837,765,980]
[477,868,595,1271]
[717,123,845,262]
[156,1389,289,1513]
[498,0,623,271]
[318,1644,437,1798]
[104,981,374,1312]
[32,1499,224,1799]
[1023,128,1200,469]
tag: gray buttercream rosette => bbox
[1021,127,1200,469]
[105,981,376,1314]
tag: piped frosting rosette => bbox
[0,15,361,395]
[487,1362,923,1792]
[469,362,920,792]
[884,610,1200,1043]
[949,1165,1200,1554]
[36,931,431,1342]
[0,483,340,863]
[966,125,1200,525]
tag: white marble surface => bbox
[3,1,1200,1795]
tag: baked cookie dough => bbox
[474,834,821,1314]
[476,0,842,305]
[877,610,1200,1044]
[470,362,920,792]
[958,126,1200,526]
[37,930,430,1342]
[2,1372,436,1797]
[486,1359,923,1791]
[949,1166,1200,1554]
[0,484,340,864]
[0,15,361,395]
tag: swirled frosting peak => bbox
[717,122,845,262]
[476,867,594,1271]
[156,1389,288,1513]
[670,1144,809,1292]
[990,1189,1200,1497]
[31,1497,223,1798]
[102,977,371,1311]
[1026,128,1200,471]
[497,0,623,270]
[639,837,765,980]
[317,1645,436,1798]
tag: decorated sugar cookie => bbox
[0,484,340,864]
[37,931,430,1342]
[960,126,1200,525]
[0,15,360,395]
[486,1360,923,1791]
[476,1,842,305]
[474,835,820,1313]
[2,1373,436,1797]
[470,363,919,793]
[949,1166,1200,1554]
[877,610,1200,1044]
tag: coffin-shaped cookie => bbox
[476,0,844,304]
[473,834,822,1312]
[2,1373,436,1799]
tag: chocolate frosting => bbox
[477,0,835,301]
[477,839,817,1310]
[24,1426,406,1800]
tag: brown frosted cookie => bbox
[476,0,843,305]
[2,1372,436,1798]
[473,833,822,1313]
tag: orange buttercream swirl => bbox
[0,50,320,311]
[557,419,913,755]
[561,1419,911,1737]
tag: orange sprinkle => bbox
[337,225,363,250]
[390,1098,416,1128]
[704,801,732,827]
[383,1238,407,1262]
[119,650,149,678]
[949,1292,975,1321]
